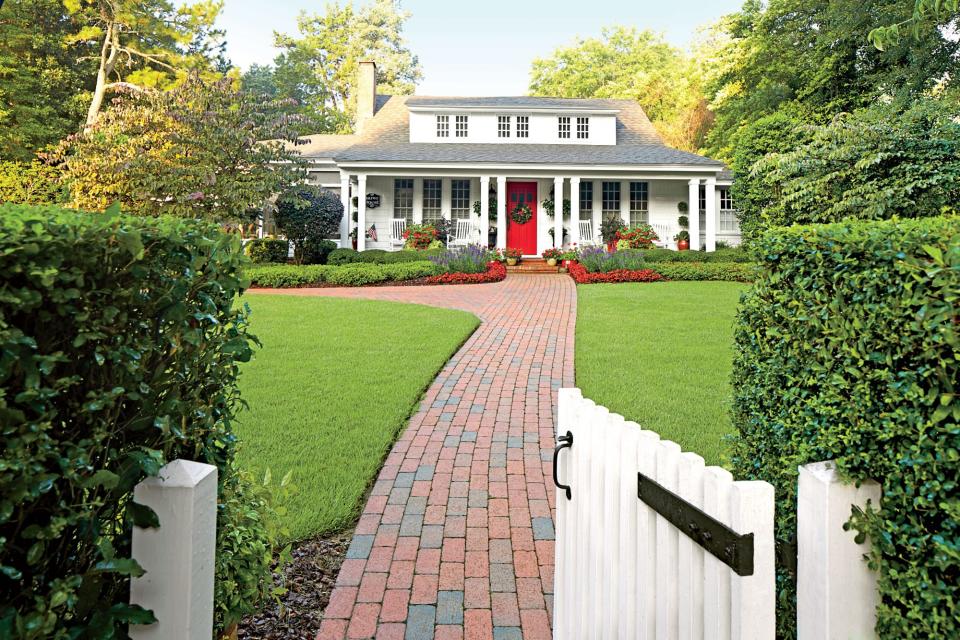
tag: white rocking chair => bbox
[651,223,673,249]
[578,220,597,246]
[449,219,474,247]
[391,218,407,248]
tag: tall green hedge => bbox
[732,215,960,638]
[0,205,255,638]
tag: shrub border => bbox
[567,261,666,284]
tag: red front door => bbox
[506,181,538,256]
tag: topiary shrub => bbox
[732,215,960,639]
[356,249,389,263]
[273,186,343,264]
[0,204,258,638]
[327,248,359,265]
[649,262,755,282]
[246,237,290,263]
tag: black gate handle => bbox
[553,431,574,500]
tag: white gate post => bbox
[797,461,881,640]
[129,459,218,640]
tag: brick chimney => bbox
[355,61,377,135]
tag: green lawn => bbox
[235,294,479,540]
[575,282,746,467]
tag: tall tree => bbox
[703,0,960,162]
[870,0,960,49]
[0,0,94,160]
[63,0,227,126]
[528,27,711,151]
[56,75,306,224]
[271,0,422,133]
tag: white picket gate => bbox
[553,388,776,640]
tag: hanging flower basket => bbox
[510,204,533,225]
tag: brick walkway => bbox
[260,275,576,640]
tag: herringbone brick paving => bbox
[253,274,575,639]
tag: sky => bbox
[217,0,744,95]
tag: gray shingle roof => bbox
[301,95,724,168]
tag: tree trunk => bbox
[85,22,119,127]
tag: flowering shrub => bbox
[429,244,491,274]
[617,224,659,249]
[542,248,562,260]
[578,246,648,273]
[504,247,523,260]
[568,261,665,284]
[424,261,506,284]
[403,223,439,250]
[560,245,580,261]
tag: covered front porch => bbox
[335,167,739,256]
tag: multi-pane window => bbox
[579,181,593,220]
[698,184,707,232]
[423,179,442,224]
[601,181,621,215]
[558,116,571,139]
[516,116,529,138]
[498,116,511,138]
[629,181,648,225]
[719,188,739,232]
[455,115,469,138]
[436,115,449,138]
[451,179,471,220]
[576,117,590,139]
[394,178,413,223]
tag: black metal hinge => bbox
[638,473,755,576]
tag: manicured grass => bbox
[575,282,746,467]
[235,294,479,540]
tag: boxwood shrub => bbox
[640,247,753,263]
[246,261,441,288]
[246,237,290,263]
[0,204,257,638]
[650,262,755,282]
[328,247,445,265]
[732,215,959,639]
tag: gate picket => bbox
[554,389,775,640]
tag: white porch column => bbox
[705,176,717,252]
[356,174,367,251]
[593,180,602,244]
[480,176,490,248]
[570,177,580,245]
[496,176,506,250]
[553,176,564,248]
[339,172,351,248]
[413,177,423,224]
[441,178,451,225]
[688,178,701,251]
[620,180,630,228]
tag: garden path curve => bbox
[258,274,575,640]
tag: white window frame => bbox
[576,117,590,139]
[394,178,413,223]
[558,116,571,139]
[601,181,620,215]
[423,178,442,223]
[719,187,738,232]
[497,115,511,138]
[436,115,449,138]
[579,181,593,221]
[451,179,471,219]
[516,116,529,138]
[455,115,469,138]
[629,181,648,225]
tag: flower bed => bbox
[568,261,665,284]
[423,261,506,285]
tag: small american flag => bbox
[367,224,378,241]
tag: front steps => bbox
[506,258,562,274]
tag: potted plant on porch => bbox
[504,247,523,266]
[542,248,562,267]
[600,215,626,252]
[675,201,690,251]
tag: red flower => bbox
[567,262,666,284]
[424,262,507,285]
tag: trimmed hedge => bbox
[0,205,256,637]
[246,237,290,263]
[328,247,444,265]
[246,261,442,288]
[649,262,755,282]
[732,215,960,639]
[640,247,753,263]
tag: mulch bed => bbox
[238,532,351,640]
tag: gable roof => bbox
[299,95,724,168]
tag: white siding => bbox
[409,111,616,145]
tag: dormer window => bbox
[436,115,449,138]
[558,116,571,139]
[455,115,469,137]
[577,117,590,139]
[517,116,529,138]
[498,116,511,138]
